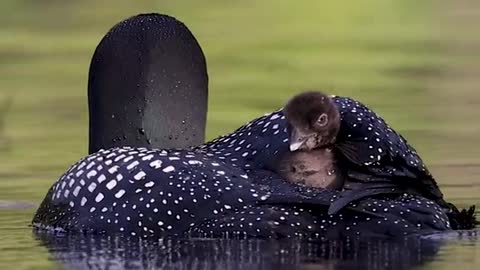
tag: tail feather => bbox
[447,204,478,230]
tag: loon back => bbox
[33,110,452,238]
[329,96,447,210]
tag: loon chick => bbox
[283,91,478,226]
[270,148,344,189]
[285,92,341,151]
[272,91,344,189]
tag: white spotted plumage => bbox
[33,102,451,238]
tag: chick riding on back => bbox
[270,148,344,189]
[283,90,451,215]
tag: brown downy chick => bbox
[272,148,344,189]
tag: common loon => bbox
[32,13,473,239]
[33,109,452,238]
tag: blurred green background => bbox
[0,0,479,269]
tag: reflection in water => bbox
[34,232,455,270]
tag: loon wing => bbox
[327,183,401,215]
[333,96,445,204]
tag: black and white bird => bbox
[33,112,452,238]
[32,14,470,239]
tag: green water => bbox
[0,0,479,269]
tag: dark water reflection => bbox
[34,232,477,270]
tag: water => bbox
[30,233,480,270]
[2,224,480,269]
[1,0,480,269]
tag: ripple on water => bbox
[0,200,36,210]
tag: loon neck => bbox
[88,13,208,154]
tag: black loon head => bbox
[88,13,208,154]
[284,91,340,151]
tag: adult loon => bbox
[32,13,473,239]
[33,110,452,238]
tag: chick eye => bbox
[316,113,328,126]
